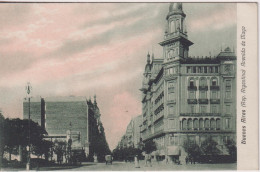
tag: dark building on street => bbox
[23,95,110,160]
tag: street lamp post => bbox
[26,82,32,171]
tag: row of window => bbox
[155,91,164,105]
[181,118,231,130]
[169,135,233,146]
[188,105,231,113]
[165,67,178,75]
[189,78,218,87]
[188,90,219,99]
[154,103,164,116]
[187,66,219,74]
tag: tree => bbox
[31,140,53,160]
[200,137,220,161]
[53,140,66,164]
[89,121,111,162]
[0,113,6,167]
[112,146,142,161]
[143,140,157,154]
[183,140,201,161]
[225,139,237,162]
[4,118,47,161]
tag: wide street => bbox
[1,160,237,171]
[61,161,236,171]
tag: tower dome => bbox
[167,2,185,19]
[169,2,183,12]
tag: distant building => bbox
[140,3,236,163]
[23,95,108,158]
[118,115,142,149]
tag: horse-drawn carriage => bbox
[105,155,113,165]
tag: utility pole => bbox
[25,82,32,171]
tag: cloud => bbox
[0,4,33,29]
[50,5,161,58]
[186,3,236,32]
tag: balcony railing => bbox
[187,99,197,104]
[198,98,209,104]
[167,99,176,104]
[210,86,220,90]
[154,111,164,122]
[180,113,221,117]
[199,86,208,91]
[188,86,197,91]
[210,99,220,104]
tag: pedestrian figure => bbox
[145,153,148,167]
[176,159,181,165]
[147,154,152,167]
[134,155,140,168]
[156,156,159,164]
[189,156,193,164]
[185,156,188,165]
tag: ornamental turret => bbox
[160,3,193,62]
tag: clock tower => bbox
[159,3,193,63]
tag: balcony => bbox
[167,99,176,104]
[148,120,152,126]
[188,86,197,91]
[210,99,220,104]
[180,113,221,117]
[154,111,164,122]
[198,98,209,104]
[199,86,208,91]
[210,86,220,90]
[187,99,197,104]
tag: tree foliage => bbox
[200,137,220,156]
[225,139,237,162]
[183,140,201,160]
[53,140,66,164]
[0,113,6,167]
[31,140,52,159]
[2,118,48,161]
[112,146,142,161]
[143,139,157,154]
[88,121,111,162]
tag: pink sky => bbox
[0,3,236,150]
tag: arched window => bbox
[182,119,187,130]
[194,119,199,130]
[211,78,218,86]
[199,119,204,130]
[189,78,195,87]
[210,119,216,130]
[170,20,176,33]
[216,118,221,130]
[205,119,210,130]
[187,118,192,130]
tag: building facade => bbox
[140,3,236,163]
[23,95,108,158]
[118,115,142,149]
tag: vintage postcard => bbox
[0,2,258,171]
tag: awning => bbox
[151,150,159,156]
[167,146,180,156]
[159,149,165,156]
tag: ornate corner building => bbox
[140,3,236,163]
